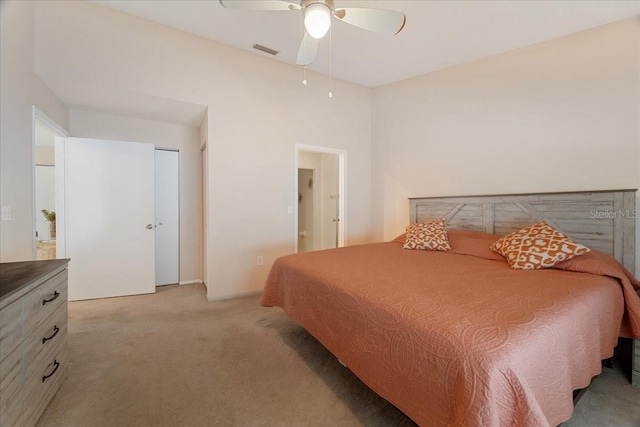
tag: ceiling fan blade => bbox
[334,8,406,35]
[219,0,300,11]
[296,32,318,66]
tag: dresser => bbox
[0,259,69,426]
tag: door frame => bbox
[31,106,68,260]
[294,144,346,253]
[200,141,208,287]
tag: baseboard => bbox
[179,279,203,286]
[206,289,262,302]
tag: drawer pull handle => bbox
[42,291,60,306]
[42,325,60,344]
[42,359,60,383]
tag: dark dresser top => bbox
[0,259,69,302]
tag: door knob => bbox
[146,224,154,229]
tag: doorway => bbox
[55,137,182,301]
[295,144,346,253]
[32,108,67,260]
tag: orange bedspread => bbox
[261,238,640,427]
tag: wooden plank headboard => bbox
[409,190,637,275]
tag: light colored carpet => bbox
[37,284,640,427]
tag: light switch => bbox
[1,206,11,221]
[287,206,293,214]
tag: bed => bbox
[261,190,640,426]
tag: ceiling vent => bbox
[252,44,279,56]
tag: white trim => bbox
[54,136,68,259]
[32,107,68,260]
[294,144,347,254]
[33,107,69,137]
[31,113,36,260]
[179,279,203,285]
[200,141,208,289]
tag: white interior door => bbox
[66,137,156,301]
[155,149,179,286]
[320,153,339,250]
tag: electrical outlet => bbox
[257,256,263,266]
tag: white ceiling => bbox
[91,0,640,88]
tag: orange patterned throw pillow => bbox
[490,221,590,270]
[403,218,451,251]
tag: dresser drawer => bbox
[0,344,22,400]
[0,297,23,361]
[0,386,22,427]
[24,302,67,382]
[23,270,67,335]
[22,343,68,427]
[0,346,23,427]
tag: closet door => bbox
[65,137,156,301]
[155,149,179,286]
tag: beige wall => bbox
[34,2,372,300]
[35,121,57,166]
[35,146,55,166]
[371,18,640,269]
[298,152,322,170]
[69,108,203,283]
[0,0,69,261]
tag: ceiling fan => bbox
[219,0,406,66]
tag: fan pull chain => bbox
[328,25,333,98]
[302,18,308,86]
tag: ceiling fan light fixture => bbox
[304,3,331,39]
